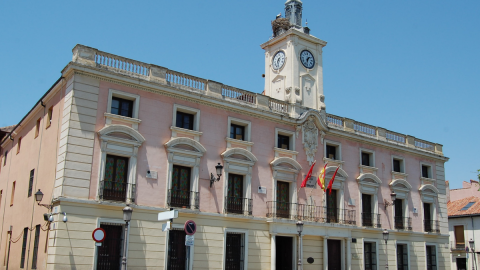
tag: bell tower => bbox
[261,1,327,111]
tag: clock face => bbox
[300,50,315,69]
[272,51,286,70]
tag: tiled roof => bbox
[0,125,15,133]
[448,196,480,217]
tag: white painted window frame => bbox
[362,238,380,269]
[93,218,130,270]
[394,241,411,270]
[172,104,201,131]
[324,139,342,161]
[275,128,296,151]
[107,89,141,118]
[163,224,194,270]
[425,243,439,270]
[391,155,406,173]
[359,148,375,168]
[222,228,249,270]
[227,117,252,142]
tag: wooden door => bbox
[326,190,338,223]
[227,174,244,214]
[276,181,290,218]
[362,194,372,226]
[328,239,342,270]
[275,236,293,270]
[96,224,123,270]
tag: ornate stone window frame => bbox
[274,128,298,159]
[420,162,436,186]
[221,148,257,215]
[323,139,343,167]
[105,89,141,130]
[391,154,406,173]
[97,125,146,204]
[164,137,206,209]
[227,117,252,148]
[359,147,376,168]
[171,104,202,141]
[357,173,382,225]
[390,179,412,225]
[325,166,348,218]
[419,184,439,227]
[270,157,302,215]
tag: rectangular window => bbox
[394,199,404,229]
[361,152,371,166]
[176,111,194,130]
[17,137,22,154]
[230,124,245,141]
[454,226,465,248]
[226,174,244,214]
[422,165,430,178]
[396,244,408,270]
[10,181,15,206]
[31,225,40,269]
[20,227,28,268]
[96,223,124,270]
[277,134,290,150]
[35,118,41,138]
[28,169,35,197]
[326,145,337,160]
[426,245,437,270]
[169,165,192,208]
[101,155,129,202]
[225,232,245,270]
[393,159,402,173]
[364,242,376,270]
[362,194,373,227]
[167,229,187,270]
[111,97,133,118]
[46,107,53,128]
[3,150,7,166]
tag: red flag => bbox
[327,166,340,195]
[300,162,316,188]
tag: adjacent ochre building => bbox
[0,1,450,269]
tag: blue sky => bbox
[0,0,478,188]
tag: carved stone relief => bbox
[301,116,318,165]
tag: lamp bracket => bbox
[384,199,394,210]
[38,203,53,211]
[210,173,220,188]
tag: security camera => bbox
[48,214,54,222]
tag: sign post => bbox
[92,228,106,247]
[184,220,196,270]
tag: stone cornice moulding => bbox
[357,173,382,185]
[98,124,146,144]
[164,137,207,155]
[221,147,258,163]
[270,157,303,171]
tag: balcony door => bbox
[170,165,191,208]
[227,174,244,214]
[103,155,129,202]
[276,181,290,218]
[394,199,404,229]
[362,194,373,227]
[326,190,338,223]
[275,236,293,270]
[424,203,432,231]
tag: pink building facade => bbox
[0,2,450,269]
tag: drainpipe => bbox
[472,216,477,270]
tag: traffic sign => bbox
[92,228,106,243]
[185,235,194,246]
[184,220,196,235]
[158,210,178,221]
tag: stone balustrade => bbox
[72,44,444,156]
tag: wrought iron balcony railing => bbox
[266,202,356,225]
[167,189,199,209]
[361,212,381,228]
[451,241,466,251]
[394,216,412,231]
[224,197,253,215]
[98,180,135,203]
[424,219,440,233]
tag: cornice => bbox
[260,28,327,49]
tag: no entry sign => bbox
[92,228,106,243]
[184,220,196,235]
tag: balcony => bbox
[424,220,440,233]
[361,213,381,228]
[451,241,466,251]
[167,189,199,209]
[394,216,412,231]
[224,197,252,215]
[266,202,356,224]
[98,180,135,203]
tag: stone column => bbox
[347,238,352,270]
[323,237,328,270]
[271,234,276,270]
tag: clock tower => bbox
[261,0,327,112]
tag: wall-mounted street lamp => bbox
[383,229,390,270]
[384,192,397,209]
[296,221,304,270]
[469,238,476,270]
[35,189,53,210]
[121,205,133,270]
[210,163,224,187]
